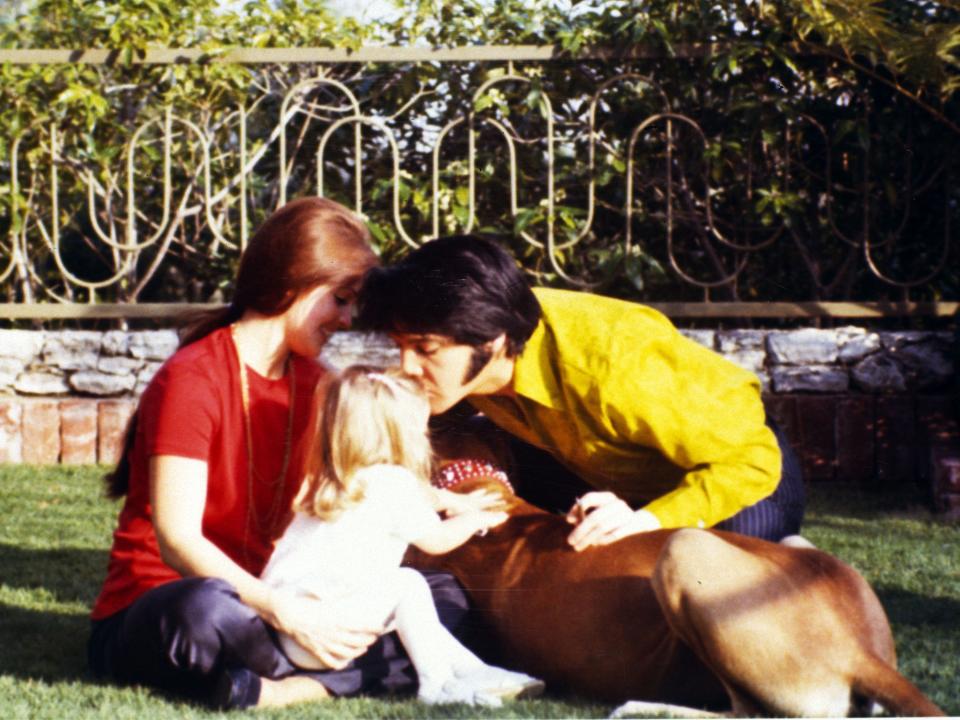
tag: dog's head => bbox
[430,416,539,514]
[432,458,534,515]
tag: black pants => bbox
[88,572,477,707]
[715,421,805,539]
[499,420,805,542]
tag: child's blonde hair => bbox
[296,364,433,520]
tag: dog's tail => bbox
[851,653,944,717]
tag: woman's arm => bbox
[150,455,272,609]
[410,509,508,555]
[150,455,380,669]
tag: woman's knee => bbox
[165,577,249,634]
[105,578,253,684]
[420,571,478,642]
[134,577,255,673]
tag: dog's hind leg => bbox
[651,529,855,717]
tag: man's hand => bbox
[266,590,382,670]
[565,491,661,551]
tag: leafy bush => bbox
[1,1,957,307]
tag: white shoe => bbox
[780,534,816,549]
[418,667,545,707]
[455,665,546,705]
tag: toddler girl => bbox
[261,365,545,706]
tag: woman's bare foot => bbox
[257,675,330,708]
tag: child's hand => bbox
[472,509,509,535]
[434,487,505,516]
[465,489,507,512]
[411,507,511,554]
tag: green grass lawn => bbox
[1,466,957,718]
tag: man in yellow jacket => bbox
[357,235,804,548]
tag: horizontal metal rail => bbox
[0,44,725,65]
[2,302,956,320]
[0,303,221,319]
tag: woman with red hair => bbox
[88,198,473,709]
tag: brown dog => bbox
[406,457,944,717]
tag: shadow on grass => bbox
[0,602,90,681]
[0,543,107,606]
[805,481,941,520]
[0,544,108,682]
[874,585,960,632]
[874,586,960,715]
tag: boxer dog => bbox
[405,448,944,717]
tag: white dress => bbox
[261,464,442,665]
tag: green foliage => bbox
[790,0,960,101]
[0,0,957,306]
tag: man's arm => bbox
[568,335,781,548]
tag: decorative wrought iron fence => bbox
[1,46,957,319]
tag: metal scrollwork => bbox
[0,52,954,310]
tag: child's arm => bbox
[411,509,508,555]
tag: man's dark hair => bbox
[357,235,541,356]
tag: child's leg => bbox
[392,568,544,706]
[391,568,481,686]
[276,585,397,671]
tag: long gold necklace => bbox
[231,326,296,547]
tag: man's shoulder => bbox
[530,288,678,366]
[533,287,673,330]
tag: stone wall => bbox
[0,329,177,397]
[0,327,956,492]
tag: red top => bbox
[91,327,324,620]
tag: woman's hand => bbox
[565,491,661,551]
[265,589,382,670]
[150,456,379,669]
